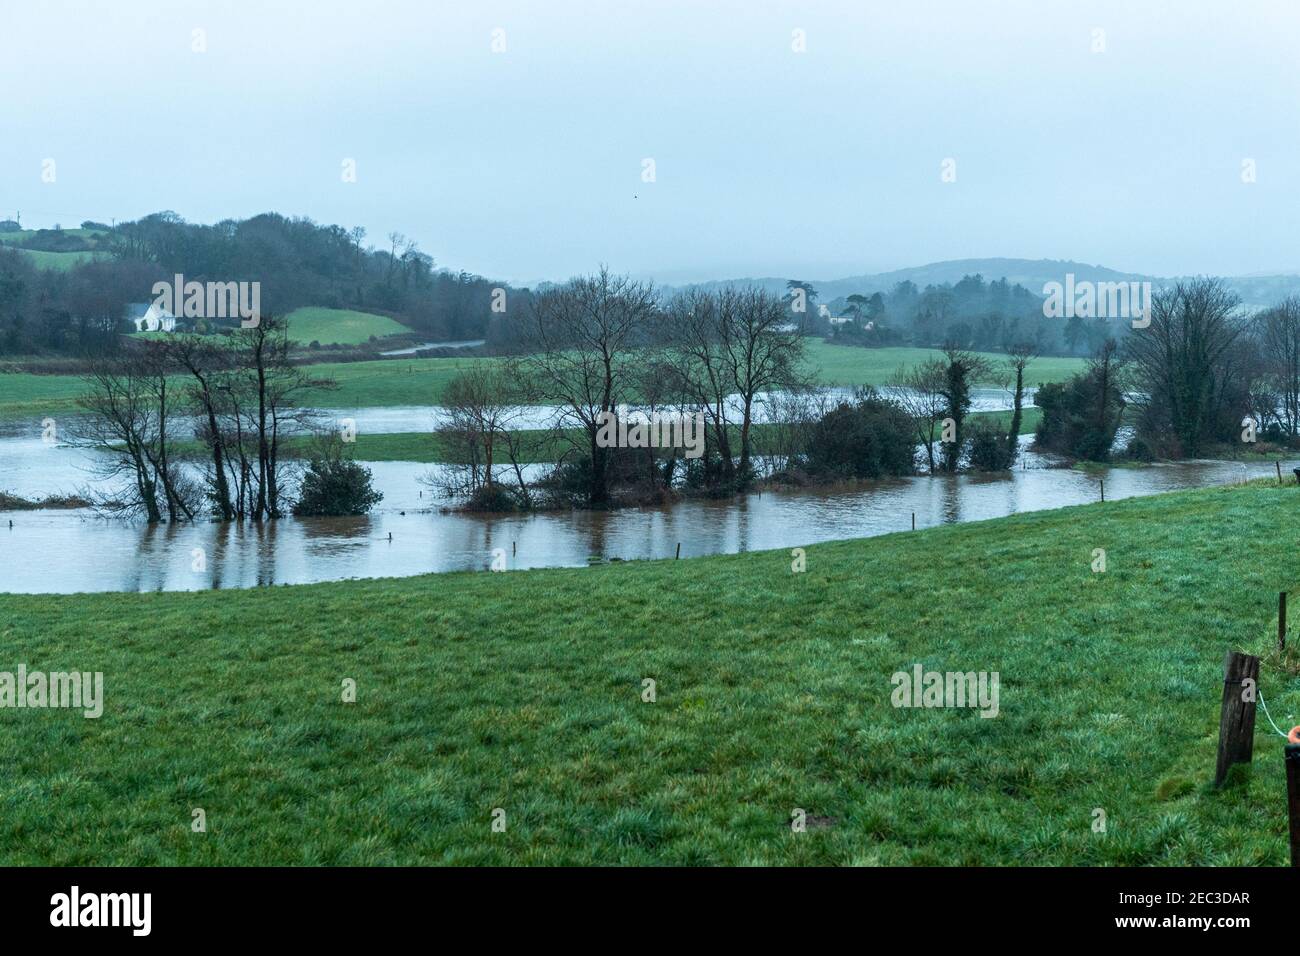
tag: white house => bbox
[126,302,177,333]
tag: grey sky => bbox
[4,0,1298,285]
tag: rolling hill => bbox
[283,307,412,346]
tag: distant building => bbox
[126,302,177,333]
[0,220,20,233]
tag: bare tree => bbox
[1124,278,1247,457]
[889,360,947,475]
[163,335,236,520]
[73,345,195,522]
[226,316,334,519]
[664,288,739,488]
[517,268,658,506]
[724,289,808,485]
[664,287,807,490]
[434,364,533,506]
[1255,296,1300,436]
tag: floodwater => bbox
[315,386,1030,434]
[0,412,1286,594]
[378,339,486,356]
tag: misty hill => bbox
[674,258,1300,309]
[674,259,1150,300]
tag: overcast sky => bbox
[4,0,1299,285]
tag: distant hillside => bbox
[283,307,411,346]
[0,226,111,272]
[672,258,1300,310]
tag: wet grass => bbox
[0,481,1296,864]
[283,307,412,346]
[804,342,1086,390]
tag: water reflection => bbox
[2,416,1292,594]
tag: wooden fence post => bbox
[1280,592,1288,653]
[675,542,681,560]
[1100,479,1105,502]
[1286,744,1300,867]
[911,512,915,531]
[1214,649,1260,787]
[1277,460,1283,485]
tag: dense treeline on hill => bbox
[0,211,524,356]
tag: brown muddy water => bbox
[0,415,1289,594]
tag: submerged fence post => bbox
[1214,649,1260,787]
[675,542,681,560]
[911,512,915,531]
[1277,461,1283,485]
[1100,479,1105,503]
[1287,745,1300,867]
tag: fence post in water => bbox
[675,542,681,560]
[512,541,516,557]
[1277,461,1283,485]
[1281,592,1288,653]
[1287,745,1300,867]
[1100,479,1105,503]
[911,512,915,531]
[1214,649,1260,787]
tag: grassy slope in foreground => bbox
[1,482,1295,865]
[283,307,412,346]
[0,345,1082,420]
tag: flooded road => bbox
[0,408,1285,593]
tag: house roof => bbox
[125,302,176,321]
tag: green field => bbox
[13,249,102,271]
[0,344,1081,421]
[804,341,1086,390]
[0,228,106,245]
[283,307,412,346]
[0,482,1294,864]
[0,228,108,272]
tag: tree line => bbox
[1035,278,1300,462]
[434,269,1040,512]
[0,212,523,356]
[74,316,380,523]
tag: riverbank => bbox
[0,481,1294,864]
[0,491,90,510]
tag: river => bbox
[0,409,1285,593]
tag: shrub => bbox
[293,458,383,516]
[804,389,916,480]
[1123,436,1155,462]
[463,484,524,513]
[1034,344,1125,462]
[966,421,1014,471]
